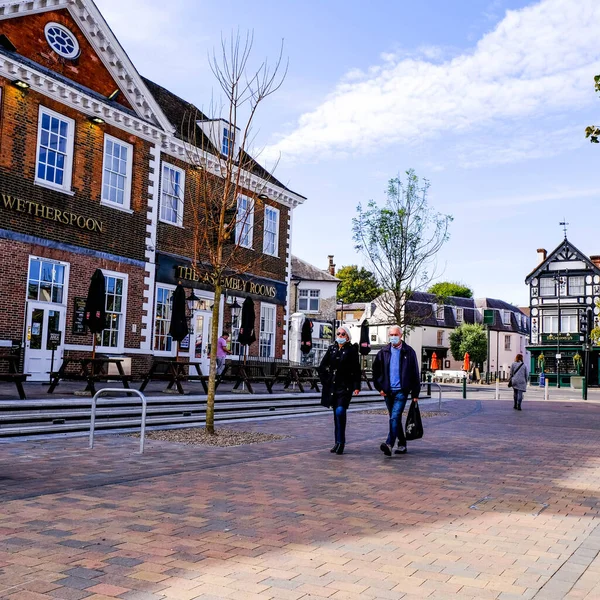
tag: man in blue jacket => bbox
[372,325,420,456]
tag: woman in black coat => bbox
[318,325,361,455]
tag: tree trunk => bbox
[205,280,222,434]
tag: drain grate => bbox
[470,496,549,516]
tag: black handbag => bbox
[405,400,423,441]
[508,362,523,388]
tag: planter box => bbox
[570,376,584,389]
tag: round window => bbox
[44,22,80,59]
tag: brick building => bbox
[0,0,305,381]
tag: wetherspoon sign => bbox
[1,192,104,233]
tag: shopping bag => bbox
[405,400,423,440]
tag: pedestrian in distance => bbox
[372,325,421,456]
[216,332,232,376]
[509,353,529,410]
[318,324,361,455]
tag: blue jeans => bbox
[385,391,408,447]
[333,406,347,445]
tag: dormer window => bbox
[222,127,235,157]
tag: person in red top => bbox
[216,332,231,375]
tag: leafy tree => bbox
[353,169,452,327]
[585,75,600,143]
[449,323,487,367]
[428,281,473,299]
[336,265,383,303]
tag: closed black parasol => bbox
[169,284,189,343]
[237,297,256,346]
[359,319,371,356]
[300,317,313,355]
[84,269,107,358]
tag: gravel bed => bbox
[134,427,287,447]
[359,409,449,418]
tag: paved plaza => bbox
[1,397,600,599]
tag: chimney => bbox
[590,255,600,269]
[328,255,335,276]
[537,248,547,264]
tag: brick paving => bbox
[1,398,600,599]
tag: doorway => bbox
[24,302,66,381]
[193,311,213,374]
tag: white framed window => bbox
[263,206,279,256]
[259,303,276,358]
[299,289,320,312]
[456,308,464,322]
[160,163,185,226]
[437,330,444,346]
[539,278,556,297]
[561,310,578,333]
[97,271,127,350]
[222,126,235,156]
[27,257,67,304]
[568,276,584,296]
[502,310,511,325]
[230,298,242,357]
[236,195,254,248]
[101,135,133,210]
[35,107,75,192]
[436,305,445,320]
[542,311,558,333]
[154,286,174,353]
[504,335,512,351]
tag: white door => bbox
[24,302,66,381]
[193,311,213,374]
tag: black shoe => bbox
[394,446,407,454]
[380,443,392,456]
[330,443,340,453]
[517,406,522,411]
[513,405,518,410]
[335,444,345,455]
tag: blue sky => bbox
[96,0,600,306]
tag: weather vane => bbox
[559,219,569,239]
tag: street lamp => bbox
[552,272,565,388]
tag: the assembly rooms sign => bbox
[157,253,287,305]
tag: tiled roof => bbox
[291,256,339,282]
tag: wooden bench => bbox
[0,372,30,400]
[139,359,208,394]
[221,363,274,394]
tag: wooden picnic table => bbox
[361,368,374,391]
[139,358,207,395]
[0,355,30,400]
[273,365,320,393]
[220,362,274,394]
[47,357,132,396]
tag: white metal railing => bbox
[89,388,148,454]
[421,381,443,411]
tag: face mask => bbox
[336,337,347,345]
[389,335,400,345]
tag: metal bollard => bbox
[495,378,499,400]
[462,376,467,399]
[544,380,549,401]
[427,373,432,396]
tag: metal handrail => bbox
[421,381,443,411]
[89,388,148,454]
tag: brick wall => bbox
[0,79,151,262]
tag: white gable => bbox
[0,0,174,133]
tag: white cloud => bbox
[264,0,600,163]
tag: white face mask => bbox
[336,336,347,345]
[389,335,401,345]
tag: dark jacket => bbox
[372,342,421,399]
[318,342,361,408]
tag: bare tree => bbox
[352,169,452,329]
[182,32,287,433]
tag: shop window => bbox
[27,258,65,304]
[98,273,126,349]
[160,163,185,226]
[35,107,74,191]
[299,289,319,312]
[101,135,133,209]
[259,303,276,358]
[236,195,254,248]
[263,206,279,256]
[154,287,173,352]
